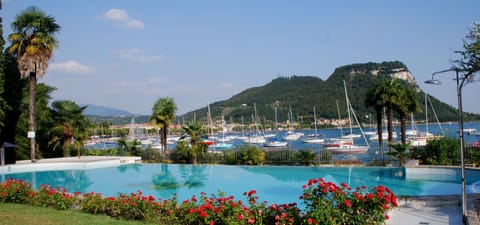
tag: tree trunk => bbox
[63,127,73,157]
[29,72,37,162]
[375,107,384,162]
[162,123,168,153]
[387,105,394,144]
[400,113,407,144]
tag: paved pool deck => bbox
[388,195,480,225]
[0,156,142,174]
[1,157,480,225]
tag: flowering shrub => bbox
[0,177,397,224]
[300,178,398,224]
[29,184,80,210]
[0,177,32,204]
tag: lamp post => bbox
[425,68,470,223]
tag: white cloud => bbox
[49,61,95,74]
[102,8,144,29]
[103,8,129,21]
[116,49,164,62]
[125,20,144,29]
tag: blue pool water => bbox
[2,164,480,207]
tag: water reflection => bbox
[152,164,180,191]
[117,164,142,173]
[179,164,207,189]
[3,170,92,193]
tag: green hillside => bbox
[181,61,479,126]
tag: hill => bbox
[82,104,136,117]
[181,61,480,125]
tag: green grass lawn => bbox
[0,203,149,225]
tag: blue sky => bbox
[3,0,480,115]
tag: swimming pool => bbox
[2,164,480,206]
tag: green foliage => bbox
[453,22,480,76]
[223,150,237,164]
[29,184,80,210]
[151,97,177,151]
[238,145,265,165]
[294,149,316,166]
[0,178,32,204]
[48,100,90,157]
[388,143,411,166]
[116,138,142,156]
[410,137,461,165]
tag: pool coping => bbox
[0,156,142,174]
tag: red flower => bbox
[237,214,244,220]
[344,199,352,208]
[248,190,256,196]
[199,211,208,218]
[131,201,136,207]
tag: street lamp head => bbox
[424,79,442,85]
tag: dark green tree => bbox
[7,6,60,162]
[150,97,177,152]
[394,84,421,144]
[388,143,411,166]
[48,100,89,158]
[179,121,207,164]
[0,0,5,127]
[365,81,386,157]
[117,138,142,156]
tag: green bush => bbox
[294,149,316,166]
[411,137,460,165]
[238,145,265,165]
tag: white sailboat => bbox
[302,105,325,143]
[408,93,443,147]
[283,106,304,141]
[265,105,288,147]
[326,81,369,154]
[243,103,266,144]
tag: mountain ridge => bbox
[181,61,479,125]
[82,104,136,117]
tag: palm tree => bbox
[151,97,177,152]
[381,79,404,144]
[394,84,421,144]
[117,138,142,156]
[48,100,89,158]
[365,84,385,157]
[388,143,411,166]
[180,121,207,164]
[7,6,60,162]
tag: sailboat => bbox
[243,103,266,144]
[265,105,288,147]
[302,105,325,143]
[326,81,370,154]
[283,106,304,141]
[408,93,443,147]
[324,100,354,148]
